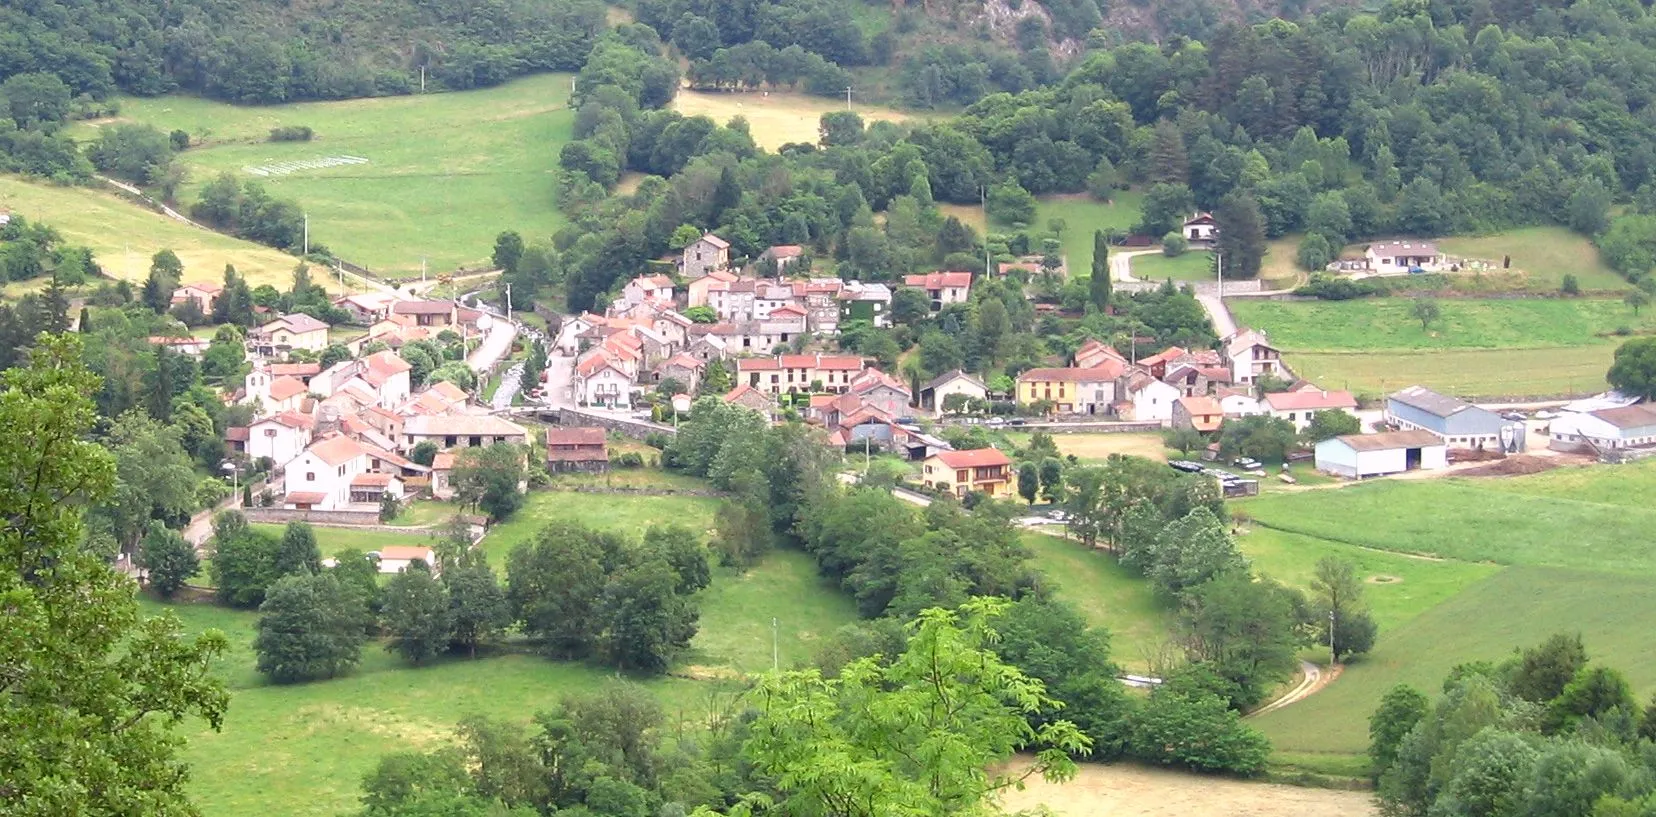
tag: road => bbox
[542,353,576,408]
[1251,660,1328,717]
[1196,292,1238,337]
[1110,248,1161,282]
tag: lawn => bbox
[1000,431,1170,463]
[1437,226,1628,292]
[1030,192,1145,277]
[1471,458,1656,507]
[1130,250,1214,283]
[250,524,427,558]
[79,73,577,278]
[384,500,464,527]
[1240,476,1656,574]
[476,490,721,565]
[0,175,315,289]
[1022,533,1172,672]
[1253,566,1656,755]
[687,547,859,675]
[1229,296,1650,398]
[671,88,911,151]
[545,467,718,492]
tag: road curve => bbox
[1250,660,1323,717]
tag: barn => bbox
[1315,431,1448,479]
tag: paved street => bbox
[466,313,517,373]
[542,353,575,408]
[492,361,524,409]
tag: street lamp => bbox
[221,460,238,498]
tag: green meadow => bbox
[78,74,577,277]
[1130,250,1215,283]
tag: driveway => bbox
[1196,293,1237,337]
[466,315,517,373]
[1110,248,1160,282]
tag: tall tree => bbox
[444,561,511,658]
[274,521,322,577]
[1311,557,1376,661]
[139,520,198,599]
[1089,230,1111,313]
[492,231,525,275]
[452,443,527,521]
[1608,337,1656,400]
[1214,191,1266,279]
[382,563,452,665]
[1148,119,1189,185]
[254,573,368,683]
[0,334,229,813]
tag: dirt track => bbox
[997,758,1377,816]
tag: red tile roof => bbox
[903,271,973,290]
[932,448,1012,468]
[431,451,456,470]
[364,350,412,377]
[350,472,394,487]
[380,545,434,562]
[308,435,366,466]
[392,300,455,315]
[283,491,327,505]
[225,426,250,442]
[1139,346,1189,367]
[268,376,308,401]
[1018,361,1126,383]
[546,427,607,446]
[1177,395,1224,416]
[1263,390,1358,412]
[270,362,322,377]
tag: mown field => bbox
[1229,297,1649,397]
[155,488,855,817]
[1130,250,1214,283]
[1436,226,1628,291]
[76,74,577,278]
[1023,533,1171,671]
[0,176,315,289]
[671,88,911,151]
[1242,460,1656,758]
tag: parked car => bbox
[1008,419,1027,427]
[1169,460,1204,473]
[1502,411,1527,422]
[986,417,1007,427]
[1232,457,1262,470]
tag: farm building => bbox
[1548,403,1656,454]
[545,427,610,473]
[1386,385,1525,452]
[1315,431,1448,478]
[377,545,436,575]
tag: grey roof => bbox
[922,369,987,394]
[1331,430,1444,452]
[1388,385,1475,419]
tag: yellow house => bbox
[922,448,1014,499]
[1016,361,1126,415]
[252,313,330,355]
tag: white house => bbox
[283,435,373,510]
[377,545,436,575]
[622,274,675,307]
[1263,389,1359,433]
[247,410,315,468]
[1216,388,1263,418]
[902,271,973,311]
[1224,329,1287,385]
[921,370,989,416]
[1121,372,1181,423]
[575,355,634,408]
[1182,212,1218,244]
[1364,240,1444,273]
[1315,430,1447,479]
[251,313,330,356]
[401,414,530,451]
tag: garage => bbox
[1314,431,1448,479]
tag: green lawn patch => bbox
[477,490,721,565]
[1281,346,1613,399]
[1471,458,1656,508]
[1253,566,1656,755]
[1130,250,1215,283]
[1029,192,1144,278]
[250,523,429,558]
[688,547,859,675]
[1240,477,1656,574]
[384,500,464,527]
[1437,227,1628,292]
[83,73,575,277]
[1229,297,1656,352]
[1022,533,1172,672]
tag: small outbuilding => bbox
[1315,430,1447,479]
[377,545,436,575]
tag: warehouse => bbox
[1315,431,1448,479]
[1385,385,1524,452]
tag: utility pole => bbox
[1215,251,1223,299]
[504,282,513,316]
[981,184,991,278]
[1329,608,1337,667]
[421,257,427,284]
[771,617,780,671]
[844,85,852,110]
[419,66,426,93]
[303,213,309,256]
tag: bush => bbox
[616,452,645,468]
[1128,690,1271,775]
[1162,232,1188,257]
[268,125,314,142]
[1295,274,1387,301]
[1560,274,1581,296]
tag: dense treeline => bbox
[0,0,607,104]
[1371,633,1656,817]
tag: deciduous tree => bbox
[139,520,198,599]
[382,563,452,665]
[254,572,368,683]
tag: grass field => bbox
[250,524,427,558]
[477,490,721,564]
[1242,459,1656,758]
[0,176,316,289]
[1023,533,1172,671]
[671,89,911,151]
[1000,431,1169,463]
[688,548,858,675]
[78,74,577,278]
[1031,193,1144,277]
[1130,250,1214,283]
[1229,297,1649,398]
[1437,227,1627,291]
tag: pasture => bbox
[1022,533,1172,671]
[1000,431,1169,463]
[0,176,312,289]
[1437,226,1628,291]
[79,74,577,278]
[1229,296,1649,397]
[670,88,910,151]
[1031,193,1144,278]
[476,489,721,565]
[250,523,424,558]
[1130,250,1214,283]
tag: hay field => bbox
[671,88,910,150]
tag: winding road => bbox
[1250,661,1327,717]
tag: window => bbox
[305,472,315,481]
[265,428,277,437]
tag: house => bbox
[263,375,310,413]
[736,354,866,395]
[1365,240,1443,273]
[251,313,330,356]
[1118,372,1181,423]
[391,299,460,328]
[283,435,376,510]
[1216,387,1264,418]
[921,370,988,416]
[1263,389,1359,433]
[837,281,892,329]
[377,545,436,575]
[1224,330,1286,385]
[723,383,773,415]
[310,350,413,409]
[1016,362,1126,415]
[224,426,249,454]
[1173,395,1224,432]
[147,335,212,356]
[1163,363,1234,398]
[902,271,973,311]
[1387,385,1524,451]
[545,427,610,473]
[1074,339,1127,370]
[680,233,731,279]
[247,410,315,467]
[687,269,739,308]
[1182,212,1219,245]
[430,451,457,500]
[622,274,675,307]
[1315,430,1447,478]
[170,282,222,315]
[402,414,529,451]
[758,244,805,271]
[575,354,634,408]
[334,292,402,325]
[655,353,705,393]
[270,361,322,383]
[847,368,912,417]
[922,448,1013,499]
[1548,403,1656,453]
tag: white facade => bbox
[930,375,988,417]
[579,365,633,409]
[1218,393,1263,417]
[247,417,311,468]
[283,447,369,510]
[1315,434,1447,479]
[1127,378,1181,423]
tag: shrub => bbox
[268,125,314,142]
[1295,274,1387,301]
[1162,232,1188,257]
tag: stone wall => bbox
[243,507,383,526]
[539,407,677,440]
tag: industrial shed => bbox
[1315,431,1448,479]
